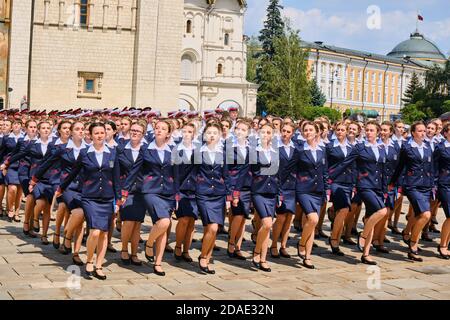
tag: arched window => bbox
[186,20,192,34]
[217,64,223,75]
[224,33,230,46]
[181,54,195,80]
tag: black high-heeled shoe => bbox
[198,256,215,274]
[259,261,271,272]
[373,244,390,254]
[52,233,60,250]
[182,252,193,263]
[153,265,166,276]
[72,254,84,266]
[60,237,72,255]
[437,246,450,260]
[232,250,246,260]
[120,250,131,265]
[227,242,235,258]
[174,246,183,261]
[85,262,94,279]
[297,243,306,260]
[279,248,291,258]
[252,250,261,268]
[408,243,423,262]
[328,238,344,256]
[41,236,49,246]
[145,243,155,262]
[342,237,356,245]
[302,258,315,269]
[361,255,377,265]
[270,247,280,259]
[22,222,30,236]
[93,267,107,280]
[130,255,143,266]
[33,218,40,233]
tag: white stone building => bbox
[3,0,257,116]
[180,0,258,116]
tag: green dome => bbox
[387,32,446,61]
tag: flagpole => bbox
[416,10,419,32]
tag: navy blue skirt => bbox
[60,189,83,211]
[296,192,323,215]
[231,190,252,218]
[143,194,175,224]
[5,168,20,185]
[252,193,276,219]
[385,190,396,210]
[351,192,363,205]
[197,194,226,226]
[358,189,386,216]
[405,187,431,216]
[82,198,114,232]
[121,193,146,222]
[330,183,352,211]
[33,182,55,203]
[19,177,30,197]
[438,186,450,218]
[276,189,296,214]
[0,171,4,184]
[176,191,198,220]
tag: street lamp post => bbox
[330,70,338,109]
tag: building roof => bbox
[387,31,447,62]
[302,40,428,69]
[206,0,246,7]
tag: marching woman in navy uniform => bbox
[57,123,121,280]
[33,121,87,265]
[326,121,354,256]
[295,121,328,269]
[1,120,38,233]
[331,121,388,265]
[342,121,362,245]
[389,121,433,262]
[0,119,9,218]
[117,122,147,266]
[27,121,59,245]
[251,123,280,272]
[195,122,228,274]
[3,120,24,222]
[227,120,252,260]
[270,122,297,259]
[32,120,72,247]
[122,120,175,276]
[173,122,199,263]
[434,122,450,259]
[371,121,400,253]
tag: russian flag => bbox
[418,14,424,21]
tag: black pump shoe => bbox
[120,250,131,265]
[198,256,215,274]
[328,238,344,256]
[153,265,166,277]
[93,268,107,280]
[60,237,72,255]
[361,255,377,265]
[174,246,183,261]
[145,243,155,262]
[437,246,450,260]
[258,261,271,272]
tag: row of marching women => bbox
[0,107,449,280]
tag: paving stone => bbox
[0,290,12,300]
[202,291,267,300]
[65,286,122,300]
[383,278,440,290]
[250,287,313,300]
[9,288,69,300]
[343,291,396,300]
[112,285,155,299]
[206,279,267,292]
[420,290,450,300]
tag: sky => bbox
[244,0,450,57]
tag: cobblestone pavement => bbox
[1,201,450,300]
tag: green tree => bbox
[309,78,326,107]
[401,103,427,124]
[246,36,261,83]
[258,0,285,59]
[402,72,422,105]
[258,23,311,118]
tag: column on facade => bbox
[88,1,94,31]
[102,0,108,31]
[131,0,137,31]
[73,0,80,30]
[325,62,330,99]
[58,0,65,29]
[116,0,123,33]
[44,0,51,27]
